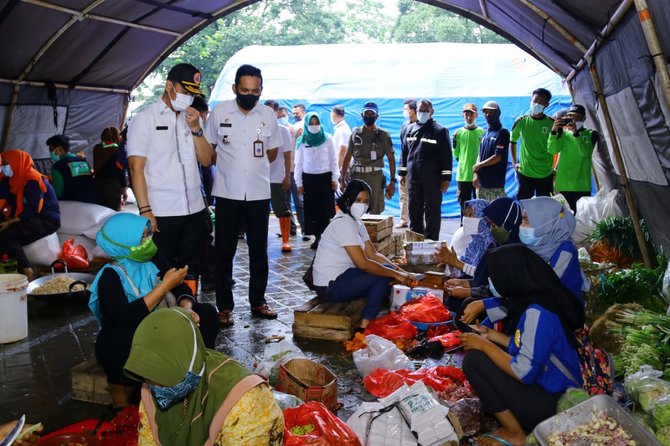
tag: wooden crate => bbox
[293,297,365,341]
[418,271,445,289]
[71,358,111,405]
[362,215,394,241]
[373,236,393,257]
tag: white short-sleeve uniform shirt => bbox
[205,99,282,201]
[269,124,292,184]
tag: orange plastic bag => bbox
[363,312,417,340]
[283,402,361,446]
[398,294,451,323]
[58,238,90,270]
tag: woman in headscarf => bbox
[93,126,127,210]
[459,244,584,446]
[0,149,60,280]
[88,213,219,410]
[295,112,339,250]
[125,308,283,446]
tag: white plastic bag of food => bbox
[254,338,305,386]
[353,334,413,377]
[573,189,623,244]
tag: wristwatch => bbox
[389,178,397,183]
[191,128,204,137]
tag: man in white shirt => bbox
[331,105,352,173]
[127,63,214,280]
[265,99,293,253]
[205,64,281,326]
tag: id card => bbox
[254,140,264,157]
[370,150,377,161]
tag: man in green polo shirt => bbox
[547,104,597,214]
[510,88,554,200]
[453,103,484,218]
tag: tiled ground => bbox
[0,216,459,432]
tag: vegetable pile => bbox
[546,414,636,446]
[587,216,655,267]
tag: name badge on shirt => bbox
[370,150,377,161]
[254,128,264,157]
[220,123,232,128]
[156,126,168,130]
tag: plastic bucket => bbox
[0,274,29,343]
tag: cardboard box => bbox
[404,241,448,265]
[276,358,338,410]
[390,285,444,312]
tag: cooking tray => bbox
[28,260,95,301]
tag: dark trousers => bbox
[303,172,335,237]
[315,267,392,321]
[408,179,442,241]
[154,209,207,277]
[0,216,59,269]
[457,181,476,217]
[560,191,590,214]
[463,350,562,431]
[516,172,553,200]
[215,197,269,311]
[285,172,305,233]
[270,183,291,218]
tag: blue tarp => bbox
[211,43,571,217]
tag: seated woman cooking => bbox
[459,244,584,446]
[0,149,60,281]
[312,179,419,330]
[88,213,219,410]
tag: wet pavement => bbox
[0,216,459,432]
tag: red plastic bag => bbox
[283,401,361,446]
[398,294,451,323]
[58,237,89,270]
[429,331,462,349]
[364,312,417,340]
[363,366,469,398]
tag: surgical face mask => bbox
[519,226,542,246]
[277,117,289,127]
[403,110,410,120]
[307,124,321,134]
[148,311,205,410]
[530,102,545,115]
[350,202,368,220]
[127,236,158,263]
[236,93,260,111]
[462,216,481,235]
[464,119,476,129]
[1,165,12,178]
[417,112,431,124]
[50,151,61,162]
[363,116,377,127]
[169,85,193,112]
[488,277,502,298]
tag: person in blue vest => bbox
[46,134,98,204]
[459,244,583,446]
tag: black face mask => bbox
[236,94,259,111]
[363,116,377,126]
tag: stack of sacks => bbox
[56,201,125,260]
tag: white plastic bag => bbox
[272,390,303,410]
[353,334,414,378]
[449,226,471,259]
[23,232,60,266]
[254,338,305,386]
[573,188,623,244]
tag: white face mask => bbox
[308,124,321,134]
[350,202,368,220]
[403,110,410,120]
[462,216,481,235]
[530,102,545,115]
[417,112,431,124]
[170,85,193,112]
[464,118,476,129]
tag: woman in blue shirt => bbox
[459,244,584,446]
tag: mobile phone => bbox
[455,319,474,333]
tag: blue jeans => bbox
[315,267,392,321]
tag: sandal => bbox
[218,310,234,327]
[251,305,278,319]
[478,433,514,446]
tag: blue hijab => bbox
[460,199,493,268]
[88,213,159,323]
[520,196,576,261]
[483,197,522,244]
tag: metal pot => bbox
[28,260,95,301]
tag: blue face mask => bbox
[50,151,60,162]
[2,165,13,178]
[519,226,542,246]
[488,277,502,298]
[417,112,431,124]
[277,117,289,127]
[148,310,204,410]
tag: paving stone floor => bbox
[0,216,459,432]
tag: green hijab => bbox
[296,111,329,147]
[124,308,250,446]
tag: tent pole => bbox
[519,0,588,53]
[119,95,130,129]
[589,64,653,268]
[478,0,489,20]
[566,78,601,191]
[0,83,20,153]
[633,0,670,110]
